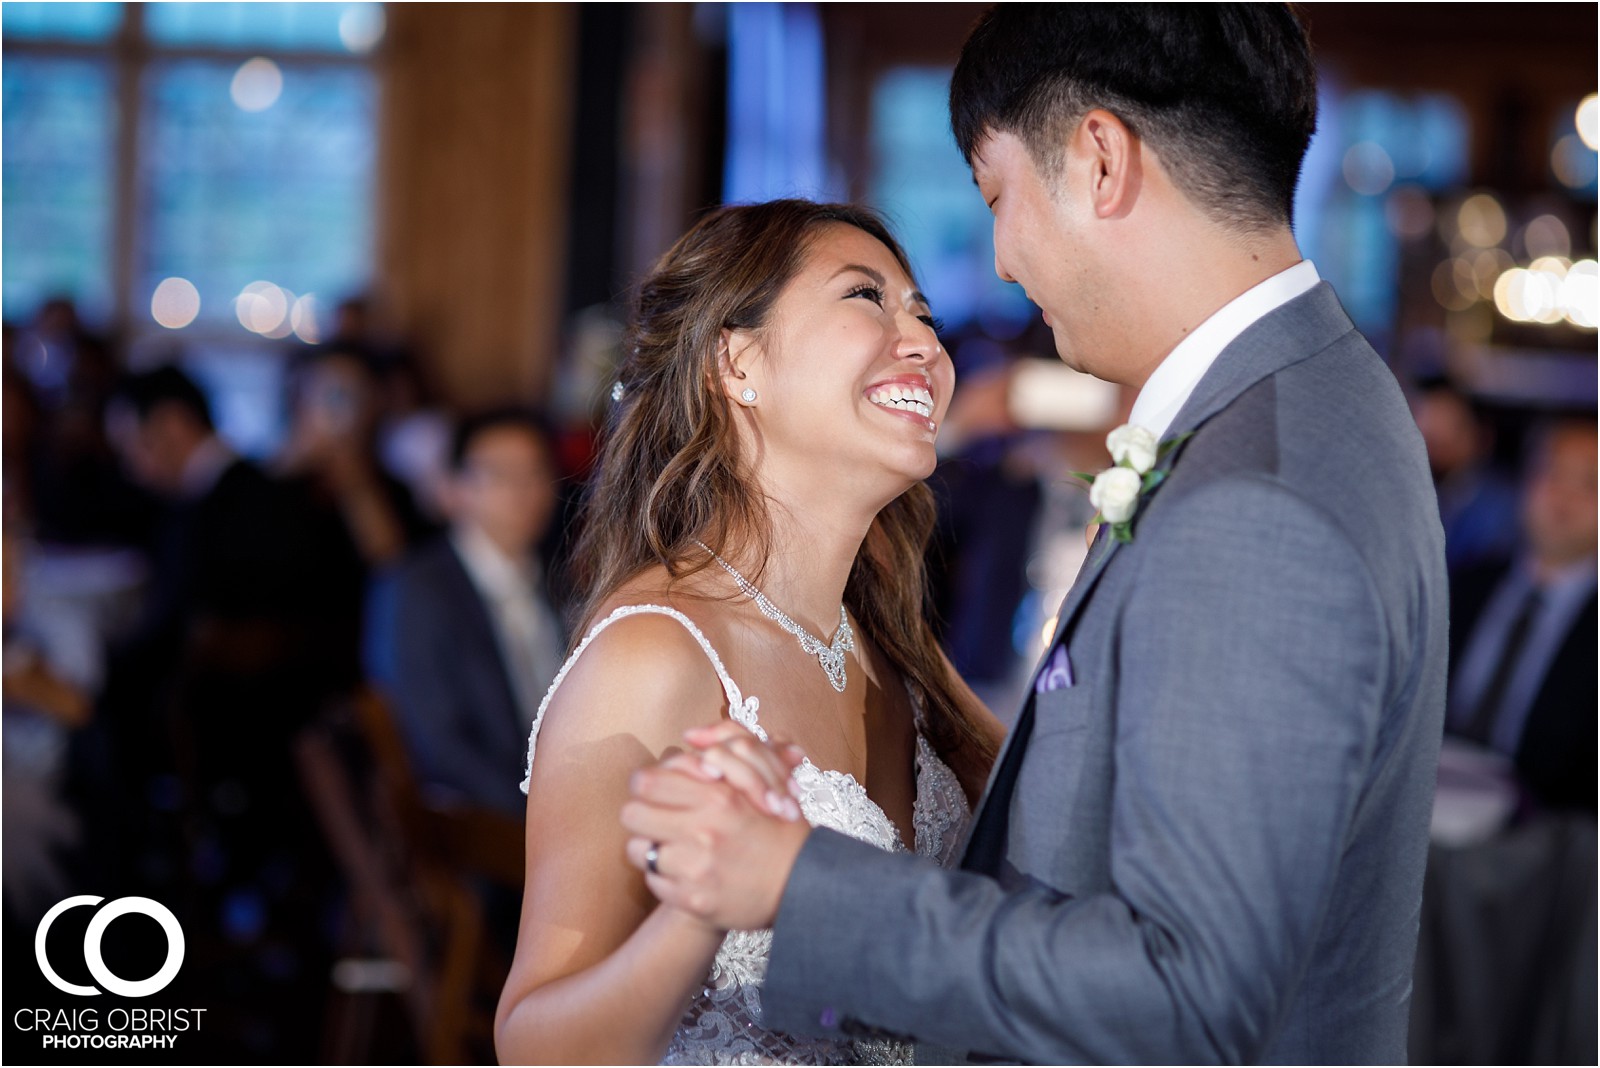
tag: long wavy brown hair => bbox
[568,199,997,785]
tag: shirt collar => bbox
[1129,260,1321,440]
[1521,554,1599,599]
[451,523,537,602]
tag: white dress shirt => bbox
[1129,260,1321,440]
[450,524,564,730]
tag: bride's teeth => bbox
[867,387,933,419]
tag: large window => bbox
[2,2,381,451]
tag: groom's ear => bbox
[1078,109,1140,221]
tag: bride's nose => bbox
[895,314,940,364]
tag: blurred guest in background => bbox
[99,364,340,1051]
[107,366,305,645]
[276,349,433,695]
[278,349,428,566]
[11,301,150,549]
[1412,376,1520,575]
[101,365,323,873]
[2,527,92,926]
[374,356,454,526]
[374,408,565,815]
[1446,417,1597,812]
[11,295,115,411]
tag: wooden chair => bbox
[295,687,524,1065]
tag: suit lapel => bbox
[960,282,1361,865]
[442,543,524,734]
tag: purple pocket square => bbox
[1035,645,1074,693]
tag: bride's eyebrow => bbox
[829,264,930,308]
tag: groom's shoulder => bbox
[1167,332,1441,576]
[1186,328,1422,485]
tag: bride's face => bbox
[728,223,953,503]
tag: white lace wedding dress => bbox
[520,604,972,1066]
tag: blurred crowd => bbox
[2,294,576,1060]
[1,293,1594,1063]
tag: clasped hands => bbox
[622,722,813,932]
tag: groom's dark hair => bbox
[950,3,1318,234]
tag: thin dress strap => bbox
[520,604,767,793]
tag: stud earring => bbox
[740,388,758,403]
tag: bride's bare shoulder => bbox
[539,572,736,753]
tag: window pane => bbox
[0,2,122,42]
[1,56,115,323]
[144,2,384,54]
[868,68,1033,334]
[138,59,376,338]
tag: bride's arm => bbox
[494,616,732,1065]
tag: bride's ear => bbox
[719,329,762,408]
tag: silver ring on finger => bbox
[645,841,662,875]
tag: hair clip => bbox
[611,381,625,402]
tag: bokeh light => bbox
[1487,251,1598,329]
[150,277,200,329]
[1521,215,1572,260]
[1577,93,1599,151]
[1470,248,1513,299]
[1384,185,1434,239]
[235,281,289,333]
[1457,194,1507,248]
[1431,260,1475,311]
[1551,134,1597,190]
[339,4,385,54]
[230,57,283,111]
[261,288,297,338]
[1560,260,1598,328]
[1342,141,1396,196]
[290,293,321,343]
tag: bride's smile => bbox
[723,223,955,509]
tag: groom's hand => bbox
[622,737,810,931]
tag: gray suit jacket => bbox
[762,283,1448,1064]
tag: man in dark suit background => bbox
[98,365,335,1021]
[1412,416,1596,1065]
[103,364,319,814]
[375,408,564,816]
[1447,418,1597,811]
[107,365,307,645]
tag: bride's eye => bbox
[919,314,946,334]
[845,283,886,306]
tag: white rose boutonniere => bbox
[1073,423,1194,544]
[1105,424,1159,474]
[1088,466,1142,524]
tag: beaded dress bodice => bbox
[521,604,972,1066]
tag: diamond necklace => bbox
[695,541,854,692]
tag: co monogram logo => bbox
[35,896,185,998]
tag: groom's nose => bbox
[994,250,1017,285]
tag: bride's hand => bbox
[622,746,811,932]
[684,721,806,821]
